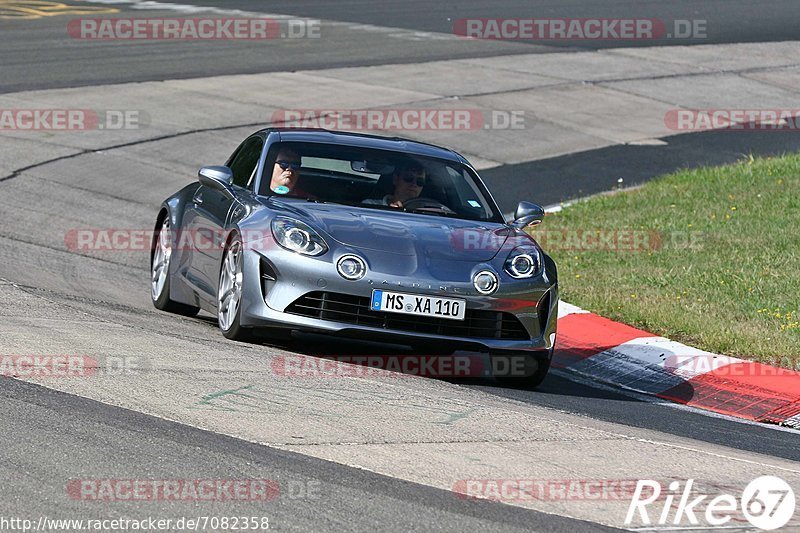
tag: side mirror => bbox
[511,201,545,229]
[198,165,233,192]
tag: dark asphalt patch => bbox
[482,129,800,212]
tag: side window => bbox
[228,136,264,189]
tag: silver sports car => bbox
[151,129,558,387]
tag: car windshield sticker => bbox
[467,200,481,208]
[273,185,290,195]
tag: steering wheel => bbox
[402,197,454,214]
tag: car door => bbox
[183,135,264,303]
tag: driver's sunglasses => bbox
[277,160,302,171]
[402,175,426,187]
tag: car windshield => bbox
[258,141,504,223]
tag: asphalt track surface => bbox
[0,377,617,532]
[3,0,800,93]
[2,1,800,531]
[188,0,800,45]
[483,129,800,209]
[6,0,800,209]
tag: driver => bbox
[269,147,311,197]
[363,163,426,208]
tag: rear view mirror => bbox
[511,201,545,229]
[352,160,393,175]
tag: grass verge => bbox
[530,153,799,368]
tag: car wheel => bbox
[218,233,252,341]
[491,350,552,390]
[151,217,200,317]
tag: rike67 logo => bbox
[626,476,796,530]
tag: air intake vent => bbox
[537,291,551,335]
[260,259,278,300]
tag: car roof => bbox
[261,128,469,164]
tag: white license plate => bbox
[370,290,466,321]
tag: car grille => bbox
[285,291,530,340]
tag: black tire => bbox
[491,351,552,390]
[151,216,200,317]
[218,233,253,342]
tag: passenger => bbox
[363,163,426,208]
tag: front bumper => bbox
[238,244,558,353]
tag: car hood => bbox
[262,199,511,261]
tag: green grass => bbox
[532,153,800,368]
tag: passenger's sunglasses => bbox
[276,160,302,171]
[401,175,426,187]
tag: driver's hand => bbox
[389,200,403,208]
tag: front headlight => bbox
[504,247,542,278]
[271,217,328,256]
